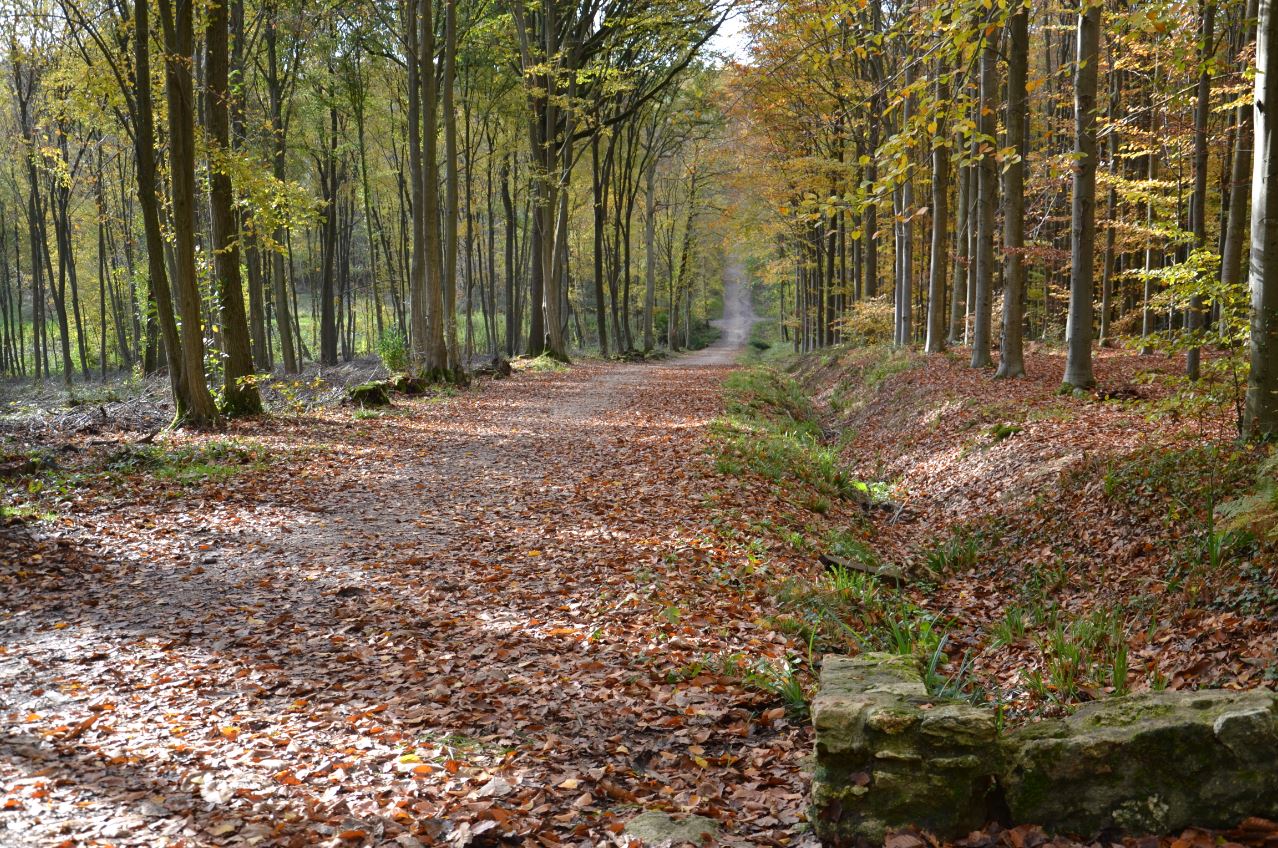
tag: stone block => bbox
[811,654,1002,845]
[1002,689,1278,835]
[811,653,1278,844]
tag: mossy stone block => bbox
[1002,690,1278,836]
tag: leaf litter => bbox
[0,350,813,847]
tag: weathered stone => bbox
[1002,689,1278,836]
[812,654,1278,845]
[811,654,1001,846]
[919,704,997,747]
[623,811,717,846]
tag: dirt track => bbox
[0,274,823,847]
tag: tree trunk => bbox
[1224,0,1260,305]
[1187,0,1217,380]
[997,3,1030,378]
[949,164,970,344]
[501,154,517,357]
[265,3,298,373]
[1099,59,1122,348]
[1246,0,1278,435]
[126,0,189,417]
[158,0,218,425]
[898,63,915,347]
[319,81,339,367]
[971,30,999,368]
[1063,0,1103,390]
[644,155,658,351]
[925,68,950,354]
[864,109,880,299]
[441,0,460,374]
[592,135,610,356]
[206,0,260,413]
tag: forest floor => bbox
[0,277,827,847]
[4,282,1278,848]
[716,329,1278,731]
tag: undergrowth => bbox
[1102,443,1264,605]
[17,439,275,493]
[668,651,809,718]
[710,342,1278,720]
[712,366,863,507]
[520,353,569,373]
[105,440,272,485]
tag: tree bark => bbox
[1246,0,1278,435]
[206,0,260,413]
[441,0,460,373]
[644,153,658,352]
[128,1,182,401]
[1063,0,1103,390]
[1223,0,1259,305]
[949,164,970,344]
[925,68,950,354]
[997,3,1030,378]
[897,64,915,347]
[1187,0,1217,380]
[265,1,298,373]
[971,30,999,368]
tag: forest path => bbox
[1,270,816,846]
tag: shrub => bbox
[836,296,893,346]
[377,328,409,373]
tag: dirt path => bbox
[1,275,815,847]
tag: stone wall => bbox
[811,653,1278,846]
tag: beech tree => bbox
[4,0,1274,446]
[206,0,261,414]
[1063,0,1103,391]
[1248,0,1278,435]
[995,0,1028,379]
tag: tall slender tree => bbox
[207,0,261,414]
[1063,0,1103,390]
[1247,0,1278,435]
[996,1,1029,379]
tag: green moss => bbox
[0,503,60,522]
[521,353,569,372]
[1081,698,1175,729]
[348,381,392,408]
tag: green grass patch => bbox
[1021,606,1131,700]
[668,650,810,718]
[714,365,885,515]
[721,367,821,437]
[863,346,921,389]
[520,353,569,373]
[741,319,793,366]
[772,553,947,660]
[0,502,59,523]
[825,529,881,570]
[987,422,1024,442]
[106,439,271,486]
